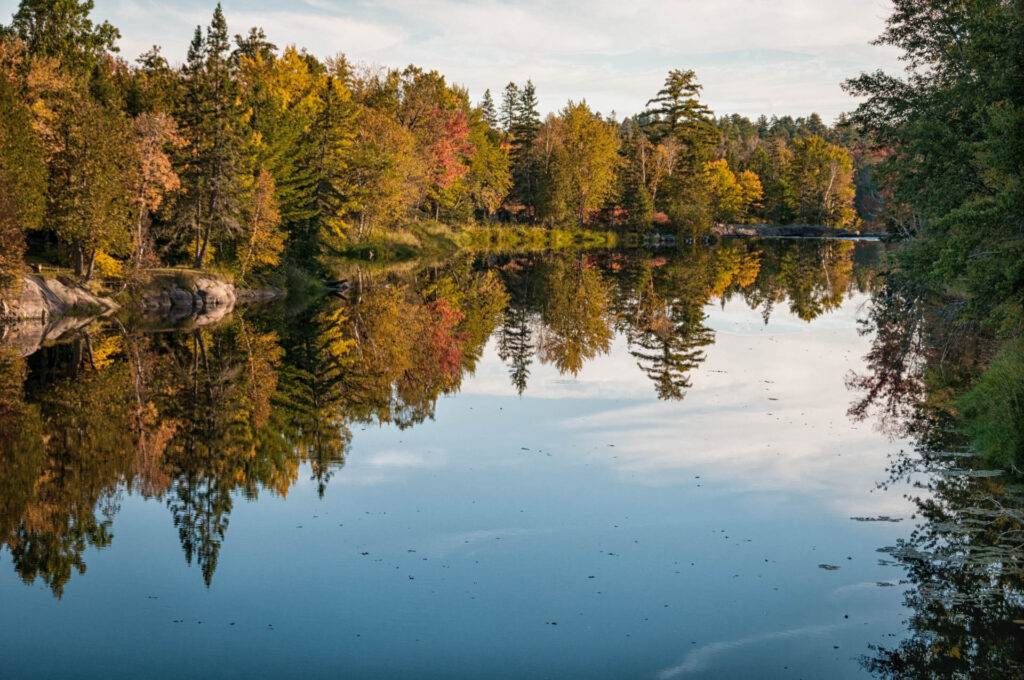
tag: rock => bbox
[192,277,235,310]
[712,223,860,238]
[168,287,194,310]
[0,275,117,321]
[140,275,237,320]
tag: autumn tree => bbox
[552,100,621,226]
[238,168,284,282]
[0,70,45,290]
[48,94,133,279]
[789,136,855,227]
[346,105,423,238]
[129,111,183,269]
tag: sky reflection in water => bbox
[0,247,917,680]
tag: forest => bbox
[0,1,863,291]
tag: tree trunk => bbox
[134,207,147,269]
[83,249,97,283]
[73,242,85,278]
[194,227,210,270]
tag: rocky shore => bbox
[712,223,869,238]
[0,275,118,321]
[0,274,284,354]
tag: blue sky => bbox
[0,0,902,121]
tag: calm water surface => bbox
[1,242,927,678]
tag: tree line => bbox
[0,1,863,291]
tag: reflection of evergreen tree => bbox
[628,300,714,400]
[497,301,534,395]
[496,256,541,395]
[167,471,232,587]
[271,299,352,497]
[156,323,288,585]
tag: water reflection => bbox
[849,278,1024,678]
[0,239,880,596]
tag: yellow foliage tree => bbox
[239,168,284,283]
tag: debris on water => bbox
[851,515,903,522]
[818,564,840,570]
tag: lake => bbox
[1,240,1015,679]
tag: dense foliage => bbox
[844,0,1023,468]
[0,1,863,291]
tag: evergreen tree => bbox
[178,4,251,269]
[48,95,133,279]
[7,0,120,77]
[512,79,541,218]
[641,69,720,231]
[500,81,518,135]
[479,88,496,128]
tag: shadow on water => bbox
[2,238,885,596]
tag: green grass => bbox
[331,219,462,263]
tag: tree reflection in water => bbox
[0,239,879,594]
[849,276,1024,679]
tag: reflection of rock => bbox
[0,275,118,321]
[235,286,285,303]
[141,276,237,316]
[712,223,863,238]
[0,315,99,356]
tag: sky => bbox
[0,0,904,122]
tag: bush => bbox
[957,339,1024,468]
